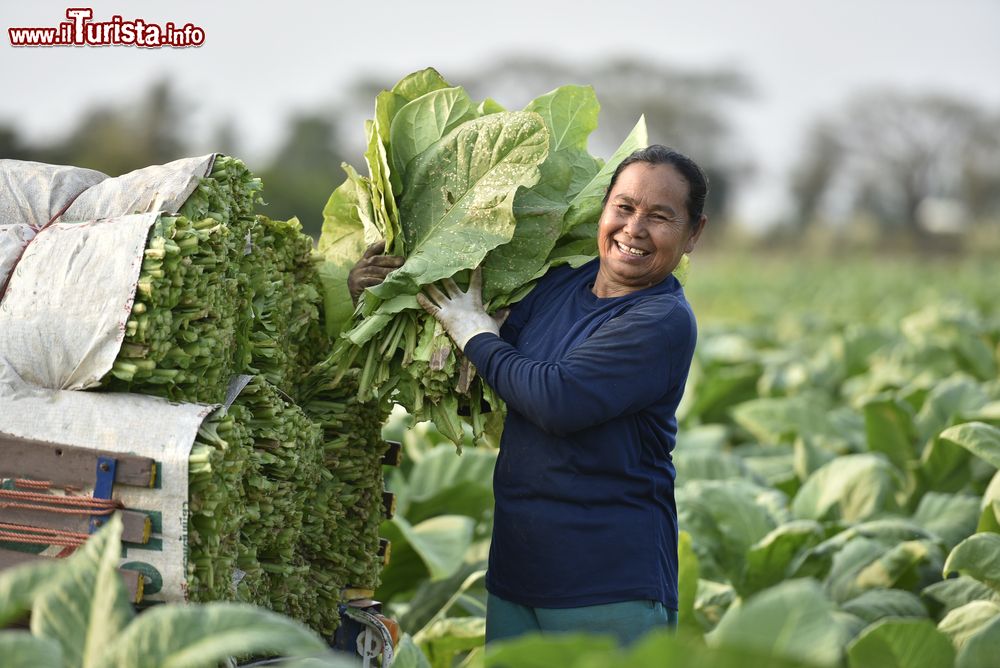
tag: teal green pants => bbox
[485,593,678,646]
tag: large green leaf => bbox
[390,87,478,179]
[840,589,929,623]
[977,470,1000,533]
[403,445,497,524]
[485,633,618,668]
[943,533,1000,593]
[31,515,134,668]
[96,603,331,668]
[956,615,1000,668]
[317,165,376,337]
[921,576,1000,620]
[827,539,937,604]
[937,600,1000,651]
[525,85,600,155]
[363,119,402,255]
[386,515,476,582]
[0,558,63,627]
[939,421,1000,468]
[678,531,700,632]
[846,618,954,668]
[398,558,488,634]
[374,68,452,147]
[480,84,605,304]
[416,616,484,668]
[862,394,917,471]
[915,376,989,444]
[0,632,62,667]
[676,449,754,482]
[732,394,837,445]
[368,111,549,300]
[561,115,647,234]
[676,480,782,582]
[912,492,980,550]
[392,633,433,668]
[707,579,844,667]
[792,454,903,522]
[741,520,825,596]
[616,629,819,668]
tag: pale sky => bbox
[3,0,999,225]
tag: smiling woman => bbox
[595,148,708,297]
[415,144,710,646]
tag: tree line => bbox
[1,58,997,245]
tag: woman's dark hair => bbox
[602,144,709,226]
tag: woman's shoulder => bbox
[619,289,697,342]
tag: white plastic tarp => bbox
[0,213,158,389]
[0,377,214,603]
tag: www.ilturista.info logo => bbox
[8,8,205,48]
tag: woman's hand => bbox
[417,268,500,351]
[348,241,405,304]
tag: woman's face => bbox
[594,162,705,298]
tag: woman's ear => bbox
[684,214,708,253]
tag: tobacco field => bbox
[380,252,1000,668]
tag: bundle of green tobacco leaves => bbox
[187,404,256,602]
[299,362,392,634]
[246,215,325,395]
[318,68,648,447]
[103,156,263,403]
[236,376,323,569]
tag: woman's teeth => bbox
[616,241,648,256]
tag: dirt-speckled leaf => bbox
[846,618,954,668]
[481,87,604,302]
[943,533,1000,593]
[707,579,844,667]
[31,515,134,668]
[0,632,62,667]
[95,603,331,668]
[369,111,548,299]
[390,87,478,179]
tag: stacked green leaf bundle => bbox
[299,362,392,634]
[186,404,256,602]
[234,376,323,586]
[319,68,648,446]
[245,215,325,394]
[103,156,263,403]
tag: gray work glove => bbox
[417,268,499,352]
[348,241,405,304]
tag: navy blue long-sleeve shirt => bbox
[463,258,697,610]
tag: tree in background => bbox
[256,114,345,238]
[38,78,187,176]
[789,90,1000,237]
